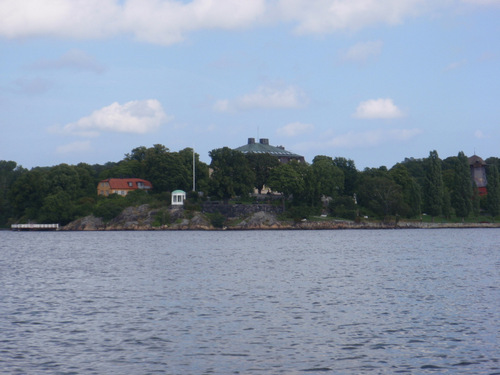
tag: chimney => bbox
[248,138,255,144]
[259,138,269,145]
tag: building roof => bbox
[468,155,486,167]
[234,138,304,160]
[100,178,152,190]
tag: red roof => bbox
[101,178,153,190]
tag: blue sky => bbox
[1,0,499,170]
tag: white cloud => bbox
[275,0,432,34]
[238,85,307,109]
[0,0,121,39]
[12,77,52,95]
[474,130,485,138]
[277,122,314,137]
[328,128,421,147]
[215,84,308,112]
[0,0,266,45]
[461,0,500,5]
[60,99,170,136]
[353,98,404,119]
[2,1,498,46]
[444,59,467,72]
[340,40,383,63]
[296,128,422,150]
[2,0,481,45]
[56,140,92,154]
[123,0,267,45]
[213,99,230,113]
[31,49,105,73]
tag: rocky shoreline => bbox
[60,204,500,231]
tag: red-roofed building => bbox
[97,178,153,196]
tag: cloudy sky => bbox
[1,0,499,169]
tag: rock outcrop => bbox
[61,203,500,231]
[63,215,105,230]
[234,212,283,229]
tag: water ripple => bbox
[1,229,499,374]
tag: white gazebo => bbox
[171,190,186,206]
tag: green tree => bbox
[209,147,255,203]
[178,147,210,193]
[0,161,25,226]
[268,161,306,205]
[312,156,344,202]
[389,164,421,217]
[9,168,48,220]
[357,175,404,220]
[487,165,500,217]
[38,189,75,225]
[401,157,426,187]
[245,153,280,194]
[451,151,473,221]
[46,164,81,200]
[423,150,444,219]
[125,146,148,162]
[333,157,358,196]
[442,187,452,219]
[144,145,190,193]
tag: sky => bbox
[1,0,499,170]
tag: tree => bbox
[311,156,344,202]
[9,168,48,220]
[245,153,280,194]
[389,164,421,218]
[209,147,255,202]
[38,189,75,225]
[46,164,81,200]
[442,187,452,219]
[333,157,358,196]
[357,175,404,220]
[487,165,500,217]
[268,162,306,204]
[178,147,210,193]
[0,160,25,226]
[451,151,472,220]
[423,150,444,219]
[144,145,190,193]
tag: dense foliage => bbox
[1,146,499,227]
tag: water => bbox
[1,229,499,374]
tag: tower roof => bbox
[468,155,486,167]
[234,138,304,160]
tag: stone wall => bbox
[202,202,283,217]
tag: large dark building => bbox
[234,138,305,163]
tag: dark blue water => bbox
[1,229,499,374]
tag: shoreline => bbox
[59,219,500,231]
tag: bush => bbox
[125,189,152,206]
[287,205,319,222]
[329,195,358,220]
[152,209,171,227]
[208,212,225,228]
[94,195,127,221]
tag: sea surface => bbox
[1,229,499,374]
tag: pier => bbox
[11,224,59,231]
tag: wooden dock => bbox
[11,224,59,231]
